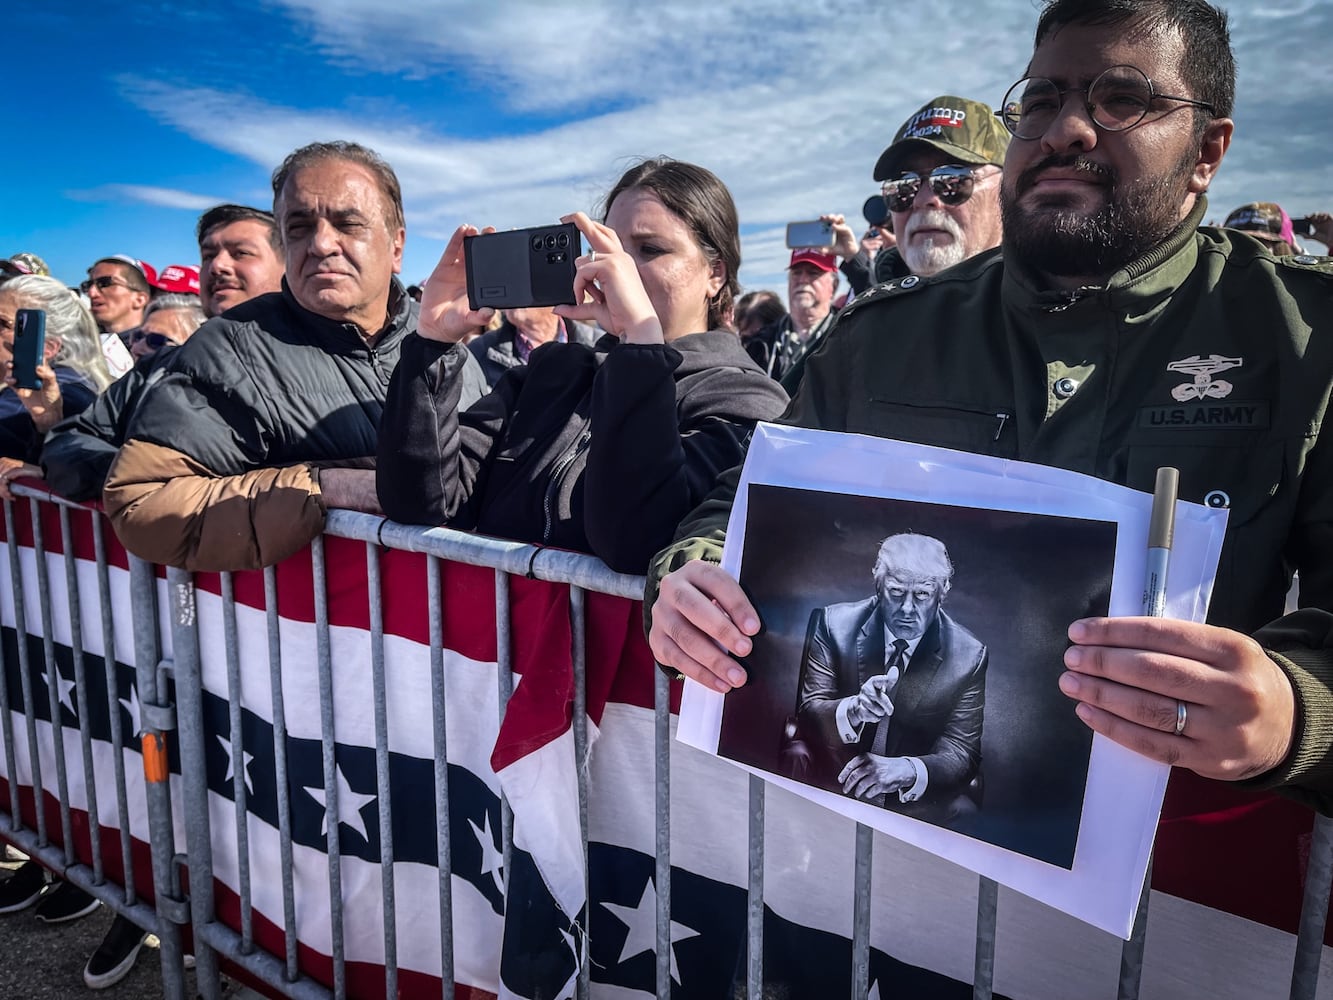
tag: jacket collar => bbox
[278,275,412,351]
[1002,196,1207,318]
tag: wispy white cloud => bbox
[119,0,1333,292]
[67,183,225,211]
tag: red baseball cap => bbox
[153,263,201,295]
[789,249,838,273]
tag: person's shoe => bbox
[83,914,147,990]
[33,880,100,924]
[0,860,48,914]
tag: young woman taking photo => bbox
[377,158,788,574]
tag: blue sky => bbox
[4,1,1330,298]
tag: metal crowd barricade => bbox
[0,488,189,997]
[0,488,1330,999]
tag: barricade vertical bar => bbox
[653,668,672,1000]
[366,542,399,999]
[127,560,186,997]
[5,501,48,848]
[1289,813,1333,1000]
[1117,862,1152,1000]
[973,876,999,1000]
[166,566,223,1000]
[219,572,255,953]
[0,503,22,827]
[495,571,514,881]
[5,501,46,845]
[91,515,134,902]
[851,824,873,1000]
[58,505,102,882]
[29,498,76,863]
[310,537,347,1000]
[426,554,455,997]
[569,586,591,1000]
[746,775,764,999]
[263,564,301,981]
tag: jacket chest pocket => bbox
[1124,432,1284,528]
[855,399,1017,459]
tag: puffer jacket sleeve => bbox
[583,342,788,575]
[376,333,524,527]
[42,357,159,502]
[103,326,325,572]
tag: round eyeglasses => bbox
[996,64,1215,140]
[880,164,993,213]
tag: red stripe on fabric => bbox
[1153,770,1332,938]
[0,501,135,573]
[189,539,502,660]
[208,878,496,1000]
[0,781,159,906]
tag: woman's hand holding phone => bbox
[418,225,499,344]
[555,213,662,345]
[4,361,63,433]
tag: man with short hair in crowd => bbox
[838,95,1009,297]
[468,305,595,388]
[82,256,152,341]
[104,140,487,571]
[749,249,840,389]
[196,204,285,317]
[651,0,1333,888]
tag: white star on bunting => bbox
[216,735,255,796]
[303,767,376,842]
[602,878,699,985]
[468,812,505,895]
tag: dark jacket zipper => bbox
[542,427,593,542]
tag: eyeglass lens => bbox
[882,166,977,212]
[81,275,123,293]
[1001,66,1154,139]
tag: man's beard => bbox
[1001,152,1195,280]
[901,210,966,276]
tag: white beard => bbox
[902,211,967,276]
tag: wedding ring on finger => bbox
[1174,700,1188,737]
[588,249,597,263]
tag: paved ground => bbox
[0,854,257,999]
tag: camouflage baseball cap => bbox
[0,252,51,277]
[873,96,1011,181]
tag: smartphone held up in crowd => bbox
[785,219,835,251]
[464,223,582,311]
[11,309,46,390]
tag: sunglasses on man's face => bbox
[881,164,990,213]
[80,275,133,294]
[129,330,177,351]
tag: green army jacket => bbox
[648,199,1333,812]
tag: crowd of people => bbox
[2,0,1333,990]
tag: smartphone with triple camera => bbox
[785,219,835,250]
[1290,217,1316,239]
[11,309,46,390]
[464,223,582,311]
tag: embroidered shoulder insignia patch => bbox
[1166,354,1243,401]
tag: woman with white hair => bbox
[0,275,113,494]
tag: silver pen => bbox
[1142,467,1179,617]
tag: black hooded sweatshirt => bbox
[376,330,789,574]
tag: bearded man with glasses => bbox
[650,0,1333,928]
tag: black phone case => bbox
[12,309,46,391]
[464,223,582,311]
